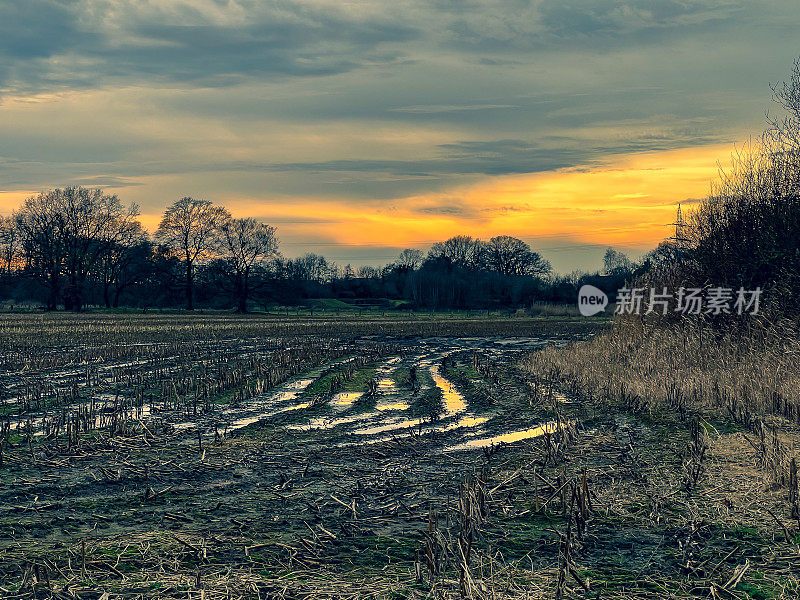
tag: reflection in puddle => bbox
[349,413,491,440]
[376,400,410,411]
[350,416,416,436]
[553,391,572,404]
[448,420,566,450]
[330,391,363,409]
[377,378,398,394]
[286,401,311,411]
[430,364,466,415]
[341,358,473,439]
[375,356,401,395]
[214,371,323,434]
[342,414,492,446]
[222,401,313,432]
[454,415,490,428]
[290,410,378,431]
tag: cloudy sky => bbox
[0,1,798,272]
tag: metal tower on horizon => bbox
[669,203,691,248]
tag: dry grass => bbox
[516,314,800,599]
[519,315,800,426]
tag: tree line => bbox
[643,57,800,321]
[1,192,605,312]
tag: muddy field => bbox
[0,314,797,599]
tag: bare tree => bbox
[603,247,634,275]
[427,235,484,270]
[155,197,229,310]
[680,57,800,312]
[14,195,62,309]
[768,55,800,158]
[219,217,278,312]
[14,187,140,310]
[395,248,424,271]
[60,188,141,310]
[357,265,379,279]
[0,216,19,275]
[283,253,332,282]
[485,235,551,277]
[99,222,149,308]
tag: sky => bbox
[0,1,798,273]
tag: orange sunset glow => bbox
[228,144,730,247]
[0,143,741,271]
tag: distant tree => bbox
[98,220,149,308]
[395,248,424,271]
[485,235,551,277]
[0,216,19,275]
[767,55,800,159]
[218,217,278,312]
[640,242,681,275]
[14,187,140,310]
[100,239,153,308]
[603,247,634,275]
[342,264,355,279]
[285,253,332,282]
[357,265,379,279]
[147,244,184,307]
[14,196,62,309]
[60,188,141,310]
[155,197,228,310]
[427,235,484,270]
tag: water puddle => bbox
[448,420,569,450]
[376,400,410,411]
[343,359,474,439]
[218,353,364,430]
[553,391,572,404]
[290,410,379,431]
[430,364,466,416]
[377,377,398,394]
[350,415,418,436]
[453,415,491,429]
[340,414,492,447]
[329,391,363,409]
[212,367,333,433]
[227,401,312,431]
[171,422,197,431]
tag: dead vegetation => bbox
[1,312,798,598]
[519,314,800,599]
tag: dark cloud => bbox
[100,17,416,84]
[69,176,143,188]
[444,0,749,53]
[0,0,783,95]
[0,1,419,92]
[0,1,79,59]
[417,204,469,215]
[260,148,579,177]
[260,131,731,180]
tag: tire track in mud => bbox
[274,346,562,451]
[2,336,570,456]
